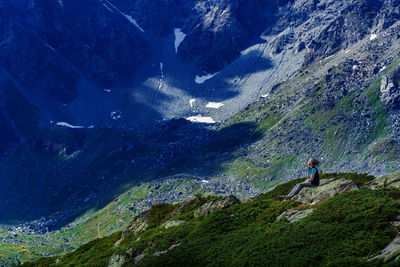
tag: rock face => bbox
[121,210,150,239]
[291,178,358,204]
[194,195,239,217]
[380,72,400,109]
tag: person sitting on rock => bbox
[279,158,320,200]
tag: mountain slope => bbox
[23,172,400,266]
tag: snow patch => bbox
[206,102,224,109]
[370,34,378,40]
[102,0,145,32]
[111,110,122,120]
[189,99,196,108]
[160,62,164,78]
[186,114,216,124]
[344,50,351,54]
[261,93,269,98]
[201,180,209,184]
[104,88,111,93]
[352,65,359,70]
[123,14,145,32]
[195,73,219,84]
[56,122,84,129]
[380,66,386,72]
[174,28,186,53]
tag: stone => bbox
[194,195,240,217]
[161,220,186,229]
[369,236,400,263]
[277,208,314,223]
[291,178,358,204]
[369,173,400,189]
[108,254,127,267]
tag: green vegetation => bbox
[24,173,400,266]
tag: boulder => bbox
[291,178,358,204]
[277,208,314,223]
[369,173,400,189]
[194,195,240,217]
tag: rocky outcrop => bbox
[369,236,400,263]
[121,210,150,239]
[291,178,358,204]
[162,220,186,229]
[369,173,400,189]
[194,195,239,217]
[277,208,314,223]
[380,74,400,109]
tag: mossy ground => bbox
[23,173,400,266]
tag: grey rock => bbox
[161,220,186,229]
[369,236,400,263]
[194,195,239,217]
[277,208,314,223]
[291,178,358,204]
[368,173,400,189]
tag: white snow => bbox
[261,93,269,98]
[104,88,111,93]
[344,50,351,54]
[160,62,164,78]
[189,99,196,107]
[380,66,386,72]
[123,14,145,32]
[352,65,359,70]
[206,102,224,109]
[195,73,219,84]
[370,34,378,40]
[103,0,145,32]
[56,122,84,129]
[186,114,216,124]
[201,180,209,184]
[174,28,186,53]
[111,110,122,120]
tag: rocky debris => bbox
[194,195,239,217]
[380,74,400,109]
[291,178,358,204]
[277,208,314,223]
[369,236,400,263]
[161,220,186,229]
[368,173,400,189]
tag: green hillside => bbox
[22,172,400,266]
